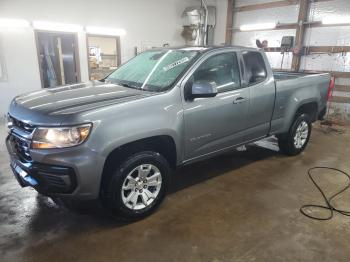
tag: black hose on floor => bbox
[300,167,350,220]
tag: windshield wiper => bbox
[107,79,141,90]
[118,82,141,90]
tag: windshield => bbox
[106,49,199,92]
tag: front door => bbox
[182,51,250,160]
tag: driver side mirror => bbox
[187,80,218,100]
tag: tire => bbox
[277,113,312,156]
[103,151,170,220]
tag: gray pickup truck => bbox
[6,46,332,219]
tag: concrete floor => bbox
[1,123,350,262]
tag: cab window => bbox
[242,51,267,85]
[192,52,241,93]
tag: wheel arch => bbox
[99,135,177,196]
[276,99,319,134]
[295,101,318,122]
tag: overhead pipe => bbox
[201,0,208,45]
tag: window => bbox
[36,31,80,88]
[107,50,199,92]
[87,35,121,81]
[192,52,241,93]
[242,51,267,85]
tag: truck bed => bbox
[269,70,331,134]
[273,71,329,81]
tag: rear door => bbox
[182,51,250,160]
[241,51,276,139]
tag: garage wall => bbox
[0,29,42,115]
[233,0,298,71]
[0,0,227,116]
[302,0,350,123]
[232,0,350,123]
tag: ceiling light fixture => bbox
[240,22,276,31]
[85,26,126,36]
[33,21,83,32]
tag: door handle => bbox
[233,96,246,104]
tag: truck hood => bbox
[9,81,156,125]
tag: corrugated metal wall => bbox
[232,0,350,123]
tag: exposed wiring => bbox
[300,167,350,220]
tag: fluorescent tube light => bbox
[33,21,83,32]
[240,23,276,31]
[86,26,126,36]
[322,16,350,25]
[0,18,30,28]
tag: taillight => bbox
[327,77,335,101]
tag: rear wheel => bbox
[277,113,312,156]
[103,151,170,220]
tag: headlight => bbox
[31,124,92,149]
[6,114,13,129]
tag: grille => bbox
[9,134,32,162]
[9,115,35,133]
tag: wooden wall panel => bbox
[225,0,234,45]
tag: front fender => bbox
[80,88,185,165]
[100,128,182,165]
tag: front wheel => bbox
[103,151,170,220]
[277,113,312,156]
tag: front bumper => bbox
[9,156,77,194]
[6,133,105,200]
